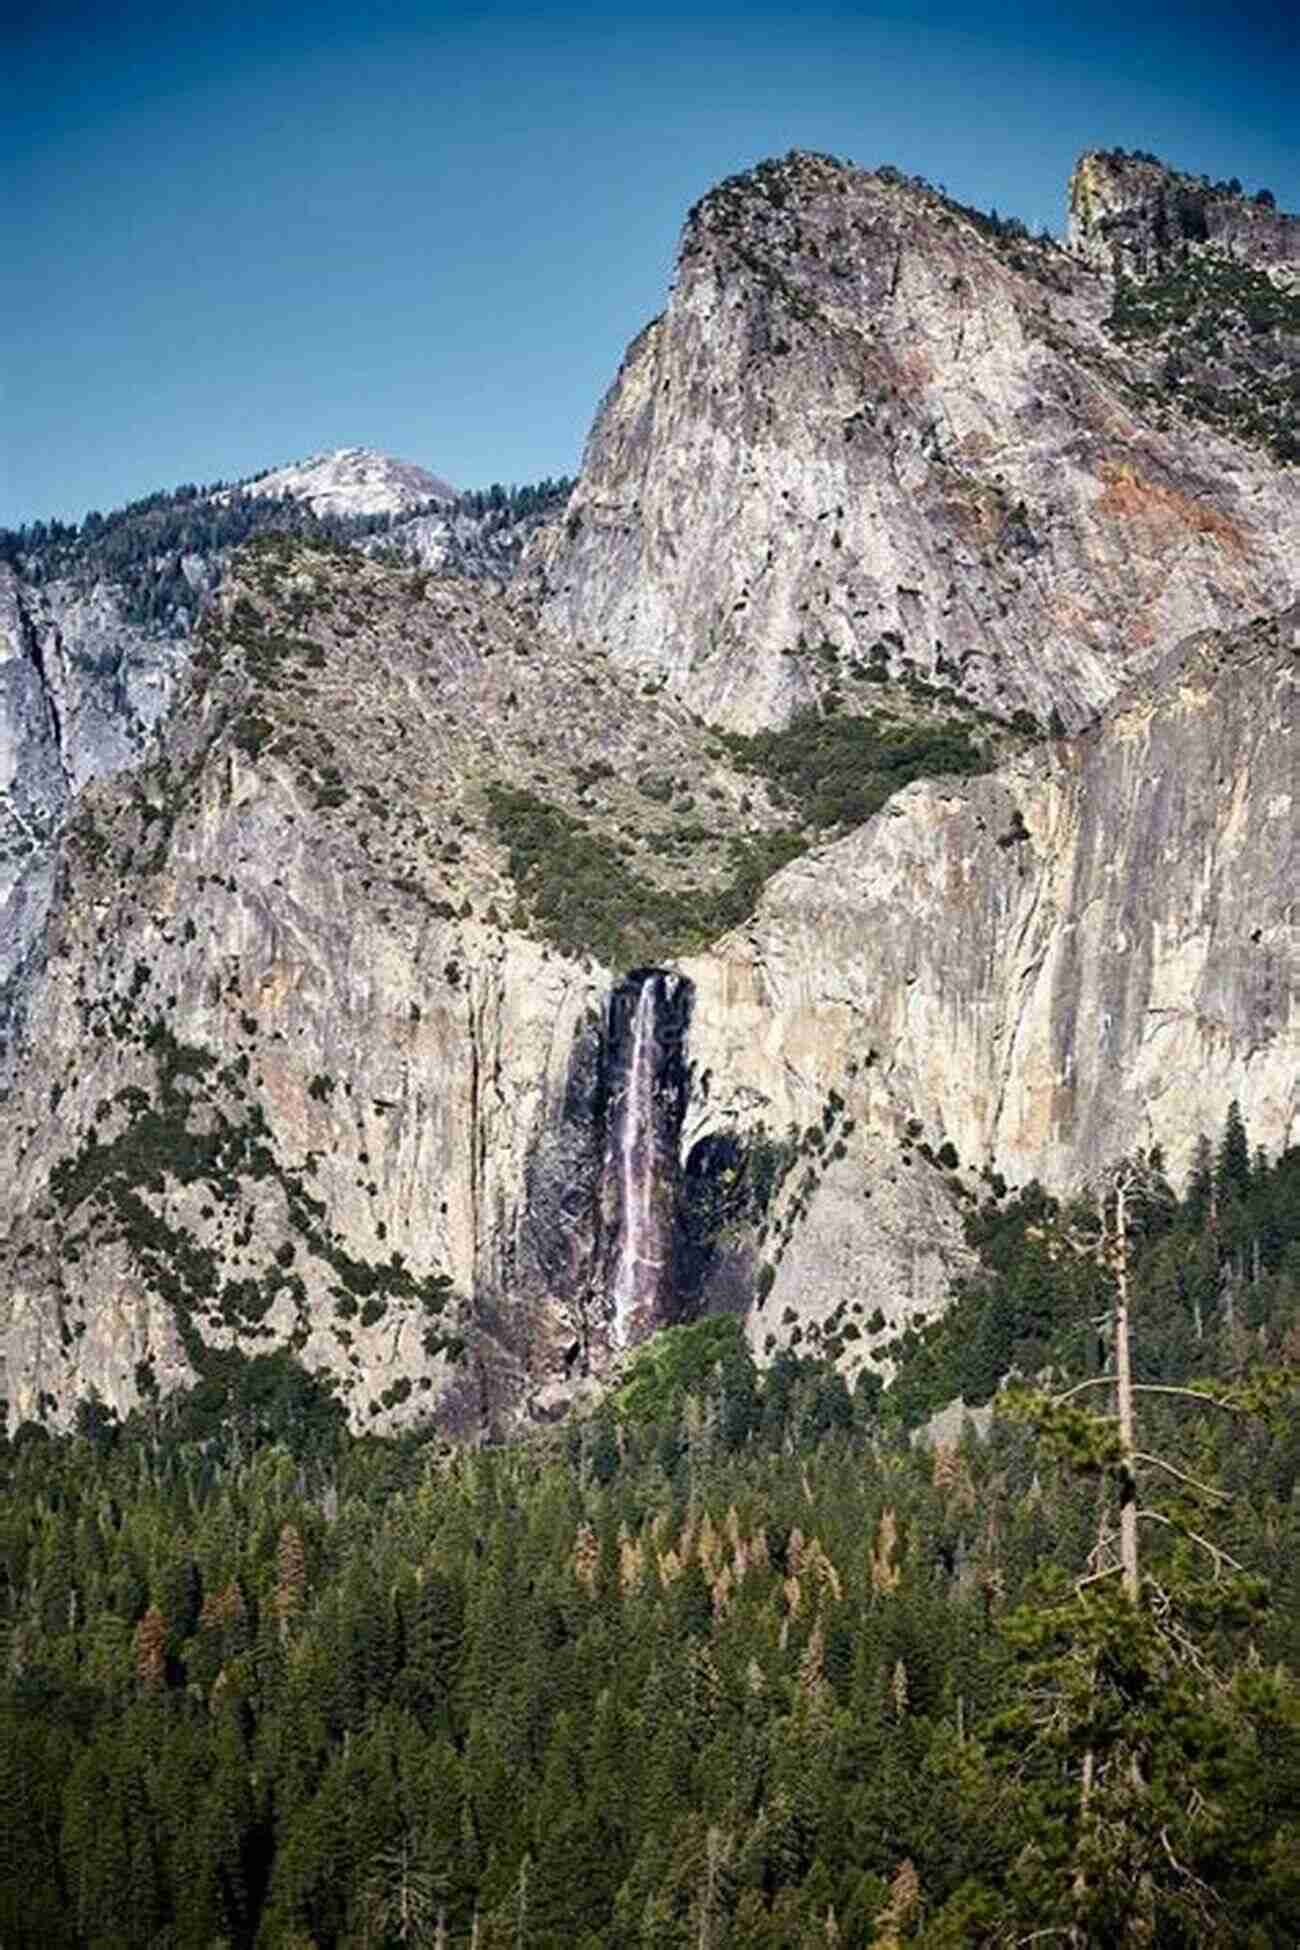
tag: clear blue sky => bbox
[3,0,1296,528]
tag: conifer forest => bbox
[4,1114,1298,1948]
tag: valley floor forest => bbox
[3,1111,1299,1948]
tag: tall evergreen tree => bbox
[1216,1098,1252,1207]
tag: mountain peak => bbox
[536,137,1296,737]
[245,446,457,519]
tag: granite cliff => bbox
[0,150,1295,1435]
[0,566,192,1060]
[529,150,1298,733]
[0,544,794,1432]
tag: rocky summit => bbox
[530,149,1298,731]
[239,446,458,519]
[0,147,1296,1438]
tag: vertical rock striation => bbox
[0,566,191,1054]
[684,607,1299,1199]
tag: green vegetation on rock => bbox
[43,1014,458,1385]
[486,704,991,965]
[1105,252,1300,460]
[485,783,805,964]
[720,709,986,830]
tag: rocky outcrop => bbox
[1066,152,1300,464]
[6,559,1289,1429]
[0,577,596,1433]
[0,568,189,1045]
[1068,150,1300,279]
[622,604,1295,1375]
[530,151,1298,734]
[0,545,792,1433]
[0,462,569,1048]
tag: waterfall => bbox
[600,968,691,1348]
[609,975,662,1342]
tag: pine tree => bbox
[0,1709,77,1947]
[870,1858,920,1947]
[1185,1132,1214,1230]
[958,1156,1294,1944]
[1216,1098,1252,1208]
[362,1832,438,1946]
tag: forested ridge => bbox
[0,475,574,629]
[2,1120,1298,1947]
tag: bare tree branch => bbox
[1136,1509,1246,1575]
[1129,1385,1241,1411]
[1050,1379,1240,1413]
[1076,1563,1123,1593]
[1052,1375,1118,1404]
[1132,1452,1232,1503]
[1159,1824,1224,1915]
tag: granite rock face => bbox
[686,606,1298,1195]
[1068,150,1300,279]
[0,546,789,1433]
[0,459,565,1046]
[530,151,1298,733]
[3,579,1290,1428]
[0,567,190,1045]
[0,561,592,1433]
[1066,151,1300,465]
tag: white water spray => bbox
[609,973,665,1345]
